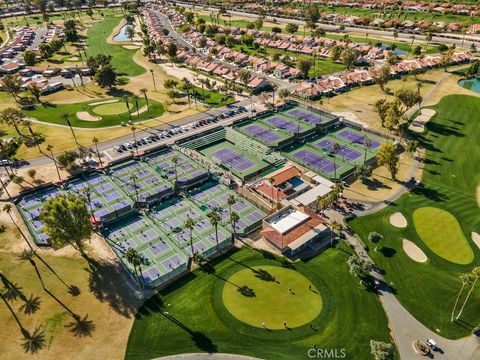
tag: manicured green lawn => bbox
[223,265,322,329]
[23,97,164,128]
[189,86,235,108]
[92,101,131,115]
[413,207,474,265]
[86,14,145,77]
[349,94,480,339]
[125,246,396,360]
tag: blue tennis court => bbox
[242,124,283,142]
[264,116,305,133]
[337,129,381,149]
[284,108,325,125]
[291,149,338,174]
[314,139,362,161]
[212,148,256,171]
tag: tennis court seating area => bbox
[109,160,174,204]
[103,214,189,288]
[143,148,209,189]
[65,172,135,223]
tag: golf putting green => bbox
[92,101,130,115]
[222,265,322,329]
[413,207,474,265]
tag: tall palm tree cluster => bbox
[451,267,480,322]
[1,203,95,355]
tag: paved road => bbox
[343,232,480,360]
[178,3,480,48]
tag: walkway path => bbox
[156,354,259,360]
[344,233,480,360]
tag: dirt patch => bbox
[123,45,141,50]
[409,108,436,133]
[472,232,480,250]
[403,239,428,263]
[343,152,421,203]
[77,111,102,121]
[390,212,408,228]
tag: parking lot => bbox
[104,105,251,161]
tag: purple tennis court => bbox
[264,116,304,133]
[212,148,256,171]
[285,108,324,125]
[337,129,381,149]
[292,149,339,174]
[314,139,362,161]
[242,124,283,143]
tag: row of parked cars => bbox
[113,106,248,154]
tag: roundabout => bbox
[222,266,322,329]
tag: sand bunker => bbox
[477,184,480,207]
[403,239,428,263]
[472,232,480,250]
[89,99,119,106]
[390,212,408,228]
[68,56,79,61]
[77,111,101,121]
[123,45,141,50]
[409,108,436,133]
[131,105,148,116]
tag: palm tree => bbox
[150,69,157,91]
[0,286,32,346]
[0,174,12,200]
[19,293,41,315]
[184,217,195,257]
[139,88,149,111]
[19,249,46,290]
[130,126,138,155]
[230,211,240,244]
[207,209,221,251]
[451,273,472,322]
[129,174,139,203]
[133,95,141,122]
[172,155,179,188]
[124,247,142,289]
[46,145,61,182]
[61,113,77,145]
[363,138,372,165]
[91,137,102,166]
[227,195,236,216]
[25,121,42,154]
[329,220,343,246]
[332,142,340,182]
[124,96,132,122]
[456,267,480,320]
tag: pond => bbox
[113,24,132,42]
[458,77,480,93]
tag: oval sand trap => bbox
[76,111,101,121]
[413,207,474,265]
[123,45,141,50]
[472,232,480,250]
[390,212,407,228]
[403,239,427,263]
